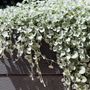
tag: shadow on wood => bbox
[0,76,64,90]
[0,40,64,90]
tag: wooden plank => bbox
[0,39,63,75]
[0,58,63,75]
[0,76,64,90]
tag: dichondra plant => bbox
[0,0,90,90]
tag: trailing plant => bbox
[0,0,90,90]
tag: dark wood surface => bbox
[0,58,64,90]
[0,57,63,74]
[0,76,64,90]
[0,40,64,90]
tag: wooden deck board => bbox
[0,58,63,75]
[0,76,64,90]
[0,42,64,90]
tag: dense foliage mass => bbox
[0,0,90,90]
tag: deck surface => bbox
[0,58,64,90]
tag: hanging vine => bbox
[0,0,90,90]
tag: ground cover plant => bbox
[0,0,90,90]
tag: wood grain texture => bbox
[0,58,63,75]
[0,76,64,90]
